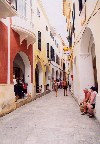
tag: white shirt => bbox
[13,79,17,85]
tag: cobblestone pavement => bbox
[0,90,100,144]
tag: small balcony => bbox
[0,0,17,19]
[11,15,36,48]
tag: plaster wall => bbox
[73,3,100,121]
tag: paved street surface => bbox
[0,90,100,144]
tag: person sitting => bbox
[87,86,97,118]
[80,88,91,115]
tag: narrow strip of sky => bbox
[41,0,67,43]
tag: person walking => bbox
[54,80,58,97]
[63,79,68,96]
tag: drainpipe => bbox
[7,18,10,84]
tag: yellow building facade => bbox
[33,0,51,94]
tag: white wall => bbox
[72,1,100,121]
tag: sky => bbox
[41,0,67,43]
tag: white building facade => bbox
[71,0,100,121]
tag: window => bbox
[55,40,56,45]
[56,55,58,64]
[61,59,62,67]
[47,43,49,58]
[10,0,17,10]
[57,43,59,48]
[23,1,26,17]
[30,0,32,7]
[17,0,25,15]
[50,31,54,40]
[78,0,86,14]
[46,26,48,31]
[50,46,55,62]
[50,31,52,37]
[38,31,41,51]
[56,55,60,65]
[63,63,65,70]
[37,8,40,17]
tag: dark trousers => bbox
[64,87,67,96]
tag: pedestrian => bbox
[54,80,58,97]
[63,79,68,96]
[13,75,19,101]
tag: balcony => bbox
[0,0,17,19]
[11,15,36,48]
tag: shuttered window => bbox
[78,0,83,12]
[50,46,55,62]
[38,31,41,51]
[47,43,49,58]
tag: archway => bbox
[35,62,43,93]
[13,53,25,80]
[80,27,98,91]
[13,51,32,97]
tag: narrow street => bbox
[0,90,99,144]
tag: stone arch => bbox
[80,27,94,54]
[79,27,98,91]
[13,51,32,95]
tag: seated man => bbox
[87,86,97,118]
[80,88,91,115]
